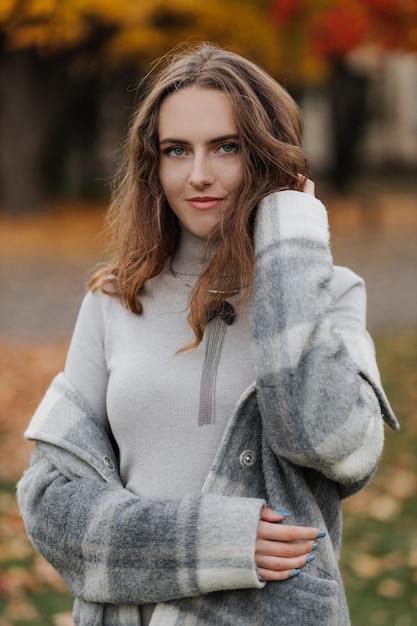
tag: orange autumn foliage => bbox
[0,0,279,74]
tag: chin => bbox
[185,222,220,239]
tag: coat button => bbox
[239,449,256,468]
[103,456,115,471]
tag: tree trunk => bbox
[329,57,370,193]
[0,50,62,214]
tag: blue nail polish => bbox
[289,569,301,578]
[317,530,327,539]
[275,509,291,516]
[312,542,319,551]
[306,554,315,564]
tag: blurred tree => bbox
[268,0,417,82]
[0,0,278,213]
[0,0,279,71]
[268,0,417,191]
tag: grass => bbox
[340,330,417,626]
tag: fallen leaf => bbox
[0,492,16,515]
[0,566,37,596]
[408,548,417,568]
[4,592,40,620]
[53,612,74,626]
[351,553,382,578]
[383,468,417,499]
[367,494,401,521]
[34,554,68,591]
[0,536,33,561]
[376,578,405,598]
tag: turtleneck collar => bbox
[170,226,210,277]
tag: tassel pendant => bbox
[198,302,236,426]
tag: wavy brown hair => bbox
[89,42,309,348]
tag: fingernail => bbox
[317,530,327,538]
[289,569,301,578]
[312,541,319,551]
[306,554,315,564]
[258,575,265,582]
[275,509,291,516]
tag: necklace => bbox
[169,261,240,295]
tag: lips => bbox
[187,196,223,211]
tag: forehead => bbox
[158,87,237,138]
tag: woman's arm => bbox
[18,443,267,605]
[251,189,398,493]
[17,368,323,602]
[64,290,111,430]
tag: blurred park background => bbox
[0,1,416,625]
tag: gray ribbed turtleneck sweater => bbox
[65,228,255,498]
[64,229,255,622]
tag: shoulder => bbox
[79,288,116,314]
[73,288,120,334]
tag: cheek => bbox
[159,162,186,198]
[223,161,243,190]
[158,164,173,197]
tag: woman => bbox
[18,43,398,626]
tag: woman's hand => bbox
[255,507,323,581]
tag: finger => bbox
[257,566,301,582]
[257,520,322,542]
[260,507,291,523]
[256,551,314,573]
[256,537,316,559]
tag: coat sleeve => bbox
[251,190,398,493]
[17,377,265,606]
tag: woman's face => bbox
[158,86,243,239]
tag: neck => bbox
[170,227,241,296]
[171,227,209,276]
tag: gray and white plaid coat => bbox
[18,191,398,625]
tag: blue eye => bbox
[218,143,238,154]
[167,146,186,157]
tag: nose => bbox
[189,153,214,188]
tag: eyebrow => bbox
[159,134,239,147]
